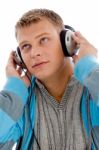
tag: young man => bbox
[0,9,99,150]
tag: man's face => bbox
[17,19,65,81]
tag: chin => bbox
[31,69,55,81]
[33,72,47,80]
[34,73,52,82]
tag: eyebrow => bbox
[35,32,50,39]
[19,32,50,46]
[19,41,29,47]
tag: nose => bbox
[30,47,41,58]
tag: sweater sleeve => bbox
[0,77,28,143]
[74,55,99,105]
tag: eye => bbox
[40,37,49,44]
[21,44,31,51]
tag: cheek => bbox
[21,54,30,68]
[48,39,64,57]
[49,49,64,69]
[49,48,64,69]
[51,44,64,62]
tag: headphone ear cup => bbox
[16,47,23,64]
[60,30,70,56]
[60,25,76,57]
[16,47,27,69]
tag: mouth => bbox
[32,61,49,68]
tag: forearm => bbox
[0,76,28,141]
[74,55,99,105]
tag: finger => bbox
[74,31,89,43]
[7,51,15,65]
[16,66,23,75]
[21,75,31,87]
[72,54,79,64]
[72,32,81,45]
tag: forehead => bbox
[16,19,59,42]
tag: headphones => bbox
[14,47,27,69]
[14,25,76,68]
[60,25,77,56]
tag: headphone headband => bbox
[64,25,75,32]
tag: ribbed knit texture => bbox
[32,76,87,150]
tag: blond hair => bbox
[15,8,64,37]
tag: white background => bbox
[0,0,99,90]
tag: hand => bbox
[72,32,98,63]
[6,51,31,87]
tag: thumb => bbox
[21,72,31,87]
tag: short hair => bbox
[15,8,64,37]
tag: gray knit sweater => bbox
[32,76,87,150]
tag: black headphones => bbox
[15,25,76,68]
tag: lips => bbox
[32,61,48,68]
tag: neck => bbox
[40,58,74,102]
